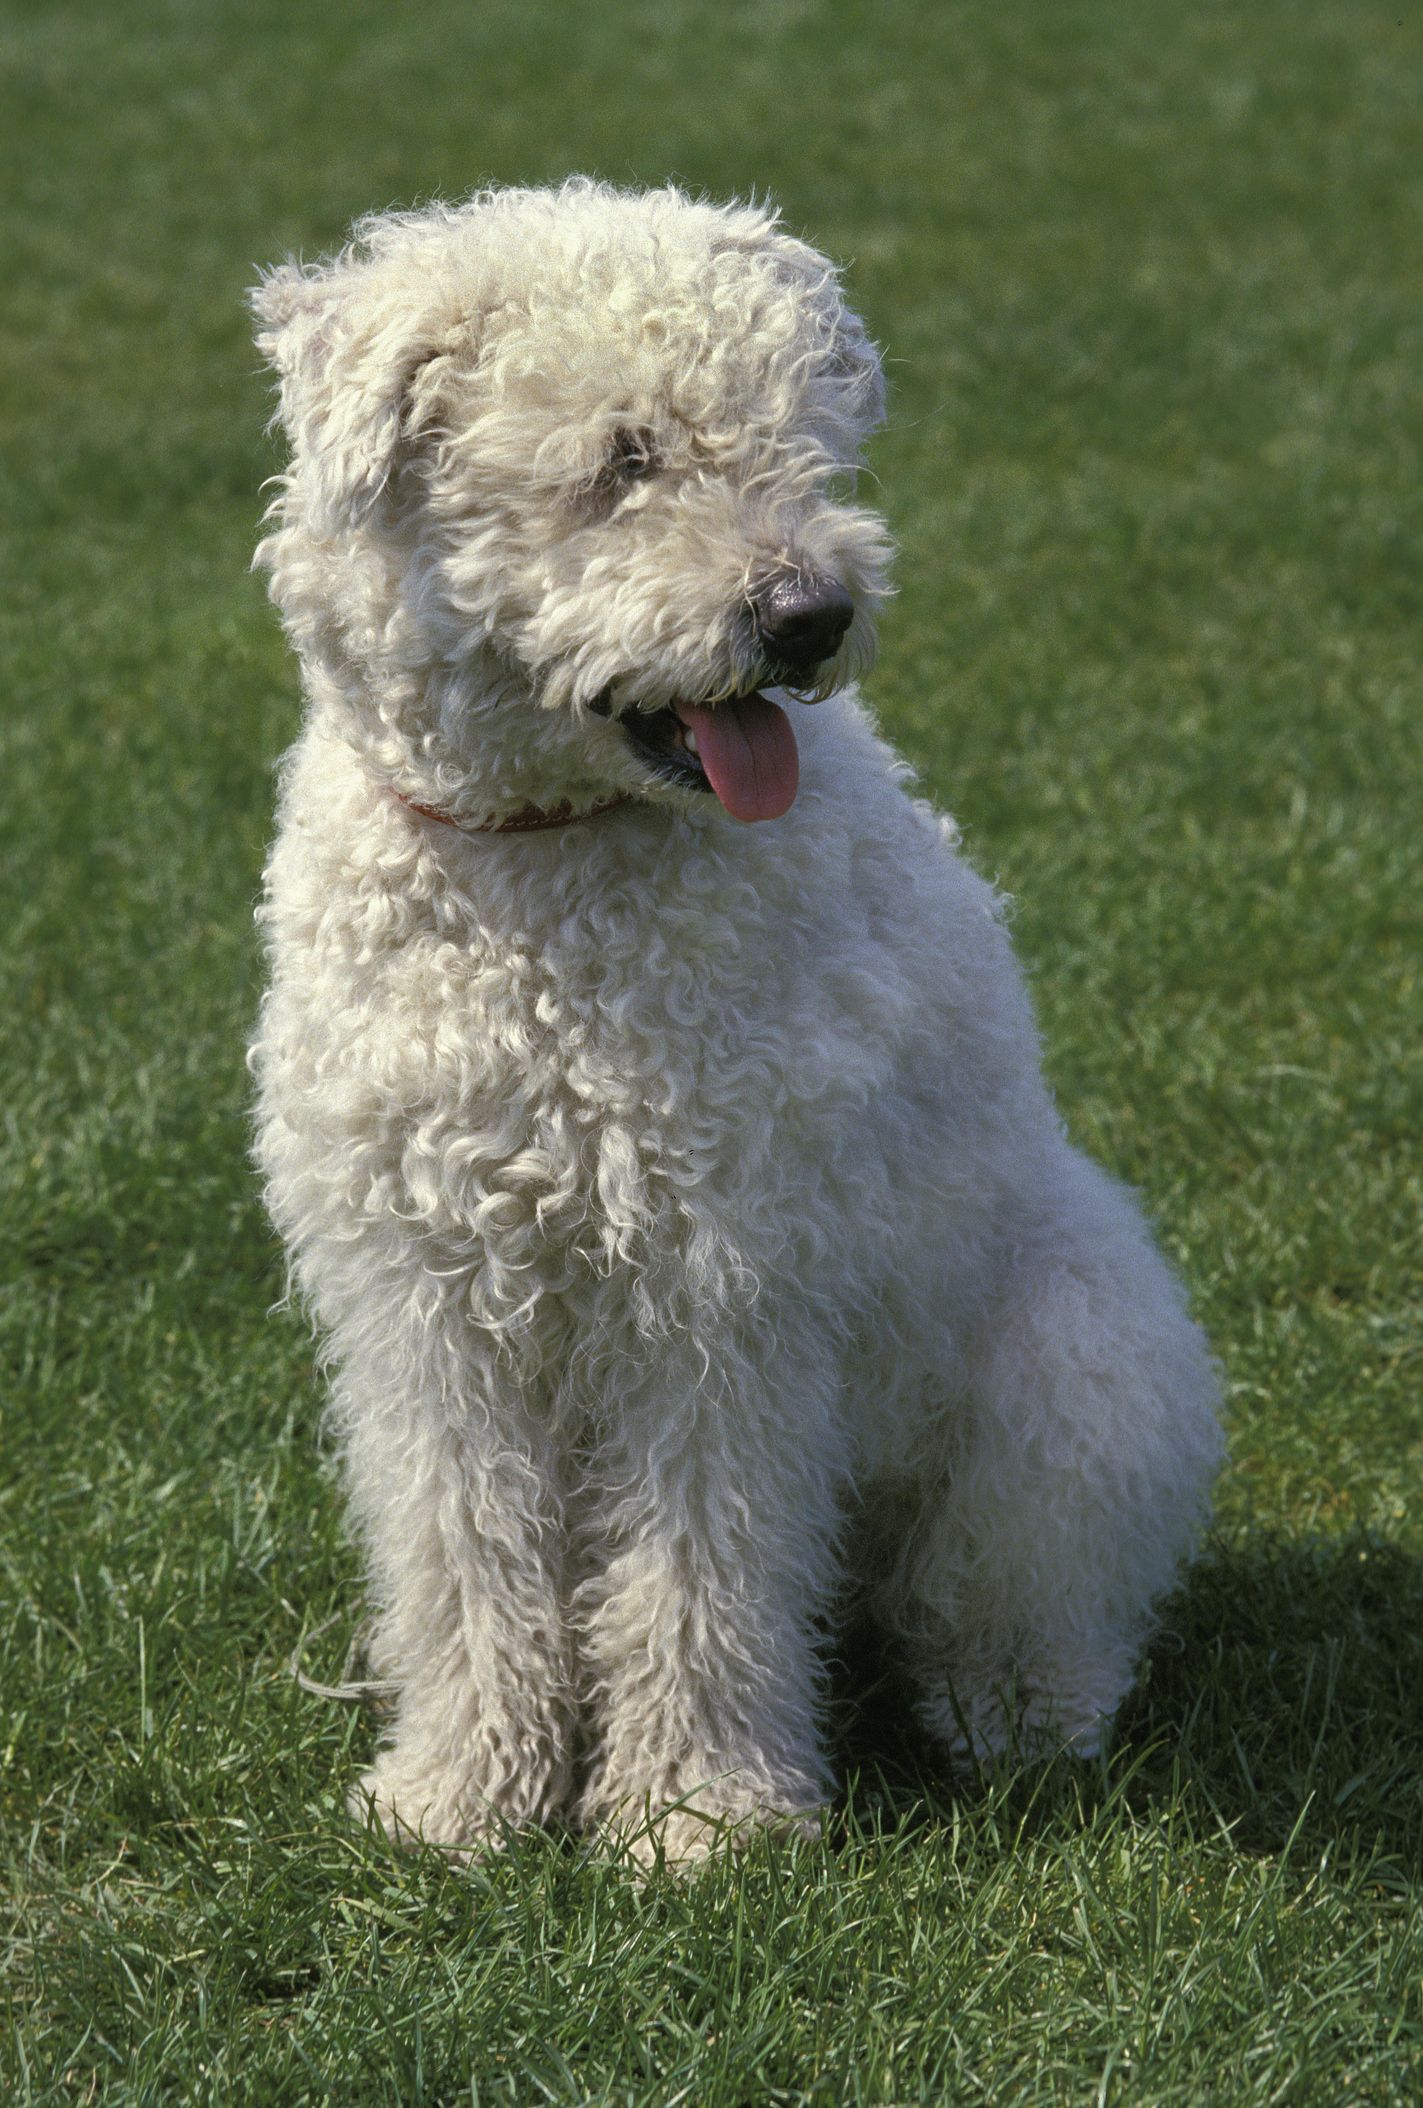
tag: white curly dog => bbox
[250,180,1221,1861]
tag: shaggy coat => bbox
[250,181,1222,1859]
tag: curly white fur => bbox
[249,180,1222,1861]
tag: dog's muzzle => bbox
[590,570,856,823]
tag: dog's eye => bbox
[610,427,657,479]
[587,426,658,503]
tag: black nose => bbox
[754,574,855,674]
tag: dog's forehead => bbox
[482,242,812,340]
[444,225,844,419]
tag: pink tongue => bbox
[673,693,799,822]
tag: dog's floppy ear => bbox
[251,259,438,531]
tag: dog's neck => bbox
[390,788,636,834]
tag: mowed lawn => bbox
[3,0,1421,2099]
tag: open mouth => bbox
[620,691,800,823]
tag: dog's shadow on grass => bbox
[828,1532,1423,1875]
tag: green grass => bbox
[3,0,1421,2099]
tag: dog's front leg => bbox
[335,1329,575,1854]
[574,1324,847,1864]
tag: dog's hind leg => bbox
[891,1149,1222,1763]
[574,1316,850,1863]
[333,1316,576,1854]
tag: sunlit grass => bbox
[3,1,1421,2099]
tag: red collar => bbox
[391,789,635,834]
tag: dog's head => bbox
[253,181,893,823]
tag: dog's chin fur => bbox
[250,179,1222,1860]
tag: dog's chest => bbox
[377,853,905,1282]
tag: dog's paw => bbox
[353,1749,565,1859]
[641,1803,822,1872]
[351,1763,500,1858]
[583,1768,824,1871]
[920,1678,1114,1769]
